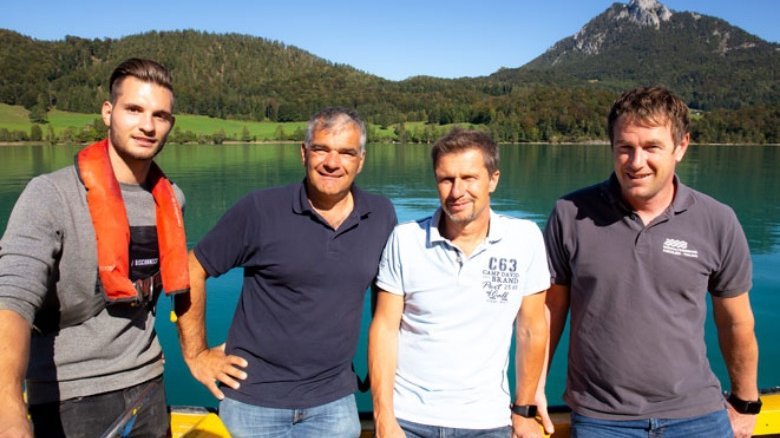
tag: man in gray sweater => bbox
[0,58,187,437]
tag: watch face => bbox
[743,401,762,415]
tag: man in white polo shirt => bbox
[369,128,551,438]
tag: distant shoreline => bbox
[0,141,777,147]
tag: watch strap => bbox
[727,393,762,415]
[510,403,538,418]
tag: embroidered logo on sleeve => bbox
[662,238,699,258]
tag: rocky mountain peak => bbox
[623,0,673,29]
[571,0,673,56]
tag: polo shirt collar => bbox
[428,207,503,245]
[601,173,695,215]
[292,179,371,219]
[670,178,695,213]
[486,209,504,243]
[429,209,447,244]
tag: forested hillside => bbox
[1,0,777,144]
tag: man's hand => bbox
[535,390,555,435]
[0,411,32,438]
[0,311,32,438]
[726,403,757,438]
[511,414,544,438]
[374,416,406,438]
[184,343,248,400]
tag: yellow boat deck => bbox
[171,390,780,437]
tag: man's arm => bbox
[175,251,247,400]
[368,290,405,438]
[545,284,570,369]
[0,310,32,437]
[530,283,570,434]
[712,293,759,438]
[513,290,548,438]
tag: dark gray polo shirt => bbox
[544,174,752,420]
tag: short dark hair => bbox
[305,107,367,152]
[607,86,689,146]
[431,128,499,174]
[109,58,173,103]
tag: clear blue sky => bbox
[2,0,777,81]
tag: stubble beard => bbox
[443,204,477,224]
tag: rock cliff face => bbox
[573,0,673,56]
[624,0,672,28]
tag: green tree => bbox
[212,129,226,145]
[394,122,407,144]
[30,124,43,141]
[274,125,286,141]
[241,126,252,142]
[46,125,57,145]
[28,94,49,124]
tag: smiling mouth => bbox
[132,136,156,147]
[447,201,470,210]
[626,172,651,180]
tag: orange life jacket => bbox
[76,139,189,302]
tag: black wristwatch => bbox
[727,393,762,414]
[510,403,538,418]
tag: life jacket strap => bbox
[33,271,164,335]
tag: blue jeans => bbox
[28,376,167,438]
[571,409,733,437]
[220,393,361,437]
[398,418,511,437]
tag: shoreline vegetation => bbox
[1,103,776,147]
[3,140,778,147]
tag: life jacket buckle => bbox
[133,271,163,303]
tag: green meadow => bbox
[0,103,412,143]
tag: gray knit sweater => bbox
[0,164,185,404]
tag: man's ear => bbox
[101,101,112,128]
[489,170,500,193]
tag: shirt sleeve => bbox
[0,176,64,323]
[708,207,752,297]
[194,193,258,278]
[375,226,404,296]
[544,201,572,286]
[522,222,552,295]
[173,183,186,212]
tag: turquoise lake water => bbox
[0,142,777,411]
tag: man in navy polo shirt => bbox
[544,87,759,437]
[176,107,396,437]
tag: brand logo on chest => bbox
[662,238,699,258]
[481,257,520,303]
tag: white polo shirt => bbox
[376,209,550,429]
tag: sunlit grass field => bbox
[0,103,404,141]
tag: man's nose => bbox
[139,113,155,134]
[450,178,464,197]
[629,148,646,168]
[323,150,340,168]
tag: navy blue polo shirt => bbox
[195,181,396,409]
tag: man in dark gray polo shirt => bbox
[544,87,759,437]
[175,107,396,437]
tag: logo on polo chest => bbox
[481,257,519,303]
[662,238,699,258]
